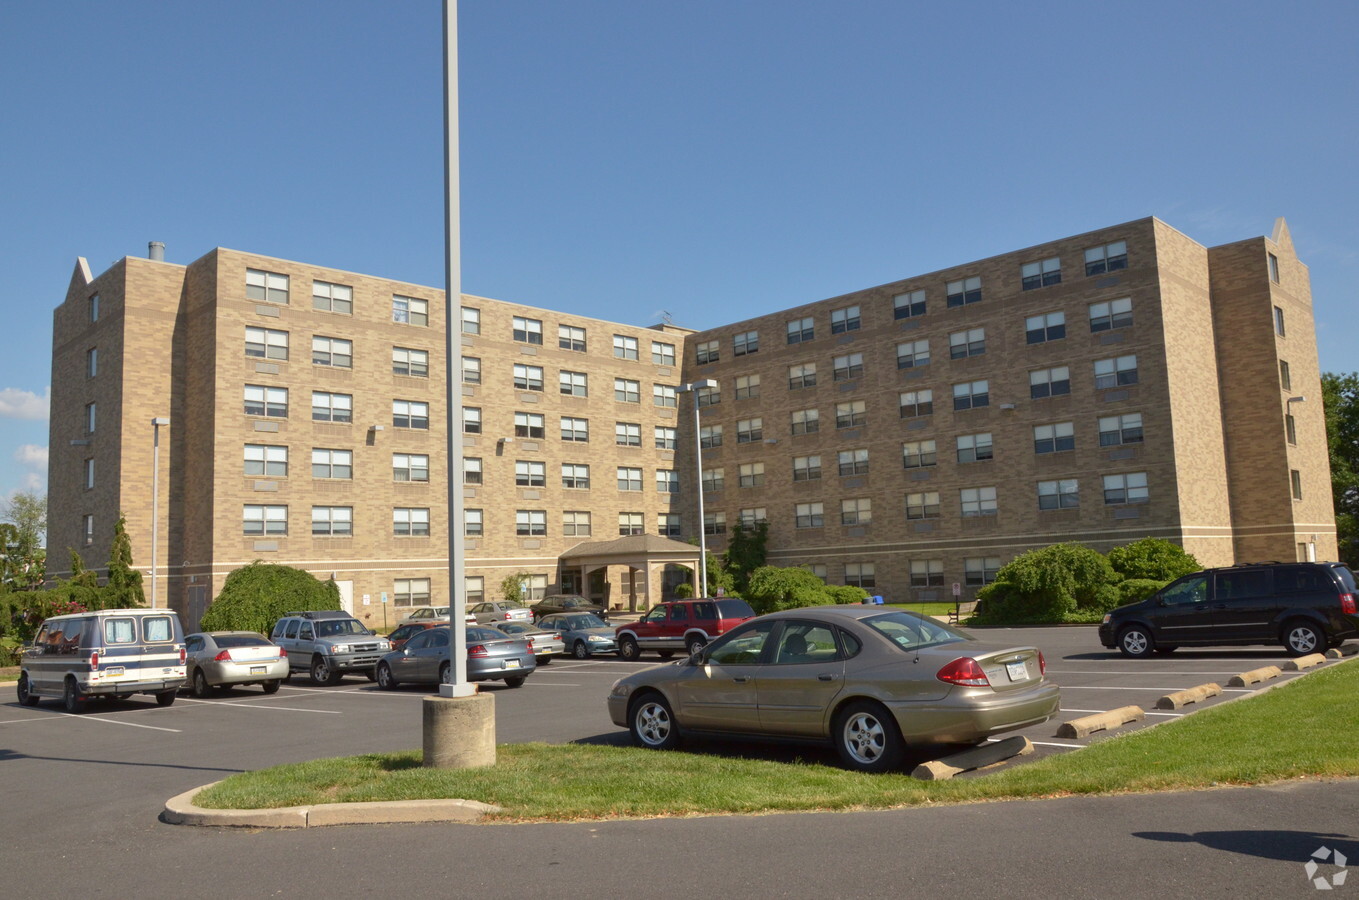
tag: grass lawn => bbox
[0,667,17,683]
[194,658,1359,821]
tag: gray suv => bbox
[270,610,392,685]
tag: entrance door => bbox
[336,580,354,615]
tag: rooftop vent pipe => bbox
[148,241,165,262]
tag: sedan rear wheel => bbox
[504,675,526,688]
[191,669,214,699]
[17,672,39,706]
[834,700,904,773]
[261,680,281,694]
[618,636,641,662]
[376,662,398,691]
[1117,625,1155,659]
[630,693,679,750]
[439,662,452,685]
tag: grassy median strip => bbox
[195,659,1359,821]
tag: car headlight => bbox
[377,640,391,650]
[330,644,350,654]
[1100,614,1111,625]
[588,634,607,642]
[609,680,632,697]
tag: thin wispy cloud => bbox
[0,386,50,421]
[15,444,48,468]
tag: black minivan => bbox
[1099,562,1359,658]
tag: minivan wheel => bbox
[1283,620,1323,656]
[311,656,342,686]
[1117,625,1155,659]
[618,636,641,662]
[63,677,86,714]
[17,672,39,706]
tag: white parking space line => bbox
[1049,670,1277,676]
[984,738,1083,750]
[1063,706,1185,717]
[1144,711,1186,717]
[179,698,342,714]
[53,712,182,733]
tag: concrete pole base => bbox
[423,692,496,769]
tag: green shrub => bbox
[672,582,694,599]
[825,584,870,606]
[1107,538,1201,582]
[744,566,834,615]
[1115,578,1168,607]
[979,543,1117,622]
[200,563,340,634]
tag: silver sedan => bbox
[470,601,532,624]
[184,632,288,697]
[375,625,537,689]
[491,621,565,663]
[607,606,1060,772]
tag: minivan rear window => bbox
[1333,565,1358,593]
[143,616,174,642]
[105,618,136,644]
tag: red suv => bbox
[615,598,755,661]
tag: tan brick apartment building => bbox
[47,217,1335,625]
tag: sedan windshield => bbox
[863,611,968,652]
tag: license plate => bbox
[1005,661,1028,682]
[105,666,125,678]
[505,659,520,669]
[250,666,267,675]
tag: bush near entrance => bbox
[200,563,340,634]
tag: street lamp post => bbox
[150,416,170,609]
[678,379,717,598]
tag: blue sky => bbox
[2,1,1357,504]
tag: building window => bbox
[727,460,763,489]
[1103,472,1149,505]
[844,563,876,588]
[461,356,481,384]
[1022,257,1061,290]
[952,380,989,410]
[510,364,543,392]
[393,399,429,429]
[312,281,352,314]
[894,289,926,319]
[86,347,97,378]
[1084,241,1127,276]
[655,426,677,449]
[394,508,430,537]
[1291,469,1303,500]
[641,340,675,368]
[792,455,822,481]
[786,317,815,344]
[85,402,97,434]
[245,326,288,360]
[911,559,944,587]
[956,433,993,463]
[514,412,545,439]
[88,293,100,322]
[464,577,485,604]
[1285,412,1297,445]
[463,407,482,434]
[702,468,725,493]
[392,295,428,326]
[788,363,817,389]
[245,385,288,418]
[83,514,95,546]
[244,505,288,536]
[312,448,353,479]
[836,400,867,428]
[312,336,352,368]
[1094,355,1139,389]
[906,492,941,520]
[795,502,825,528]
[615,422,642,446]
[901,440,937,469]
[618,512,644,536]
[831,305,861,333]
[396,578,432,605]
[704,512,726,535]
[516,510,547,536]
[558,324,585,351]
[1089,298,1132,332]
[896,339,930,369]
[734,330,759,356]
[738,508,767,527]
[461,306,481,335]
[700,424,724,447]
[949,328,985,359]
[946,276,982,307]
[311,506,353,537]
[1034,422,1076,454]
[657,470,679,493]
[313,391,356,426]
[614,378,641,403]
[393,347,429,377]
[462,457,481,485]
[732,374,759,400]
[840,498,872,526]
[653,384,677,408]
[790,408,820,435]
[245,444,287,477]
[899,389,933,418]
[515,460,546,487]
[83,457,94,490]
[1280,360,1292,391]
[513,316,543,345]
[247,269,289,304]
[658,513,682,537]
[1025,312,1065,344]
[1098,413,1143,446]
[837,448,869,476]
[1038,479,1079,510]
[561,416,589,442]
[613,334,639,360]
[563,511,591,537]
[561,463,590,489]
[696,384,720,407]
[617,467,643,491]
[1274,306,1286,337]
[1268,252,1280,284]
[696,340,719,364]
[1030,366,1071,399]
[736,418,763,443]
[960,486,998,517]
[833,353,864,381]
[464,509,484,536]
[965,557,1001,586]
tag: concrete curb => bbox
[1228,665,1282,687]
[1284,653,1327,671]
[1056,705,1144,739]
[163,781,500,828]
[1326,644,1359,659]
[1155,682,1222,710]
[912,735,1033,781]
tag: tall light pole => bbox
[678,379,717,597]
[150,416,170,609]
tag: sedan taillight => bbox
[214,649,232,661]
[468,644,488,658]
[1038,650,1047,676]
[936,657,990,687]
[526,640,535,653]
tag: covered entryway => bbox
[557,535,706,612]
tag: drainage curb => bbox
[164,781,500,828]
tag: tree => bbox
[201,562,340,633]
[500,572,528,604]
[0,492,46,591]
[102,515,146,608]
[1322,372,1359,567]
[1,491,46,555]
[1106,537,1200,582]
[722,521,769,594]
